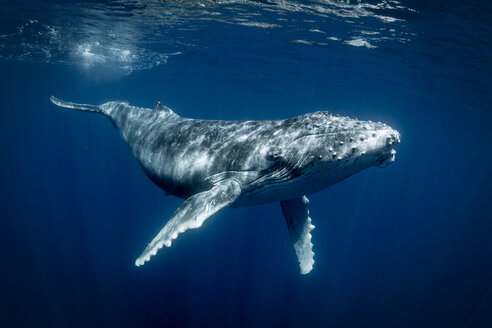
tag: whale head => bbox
[332,117,400,169]
[366,125,401,168]
[280,112,400,194]
[316,113,401,170]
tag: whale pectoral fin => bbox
[280,196,315,274]
[135,179,242,267]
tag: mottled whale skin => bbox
[51,96,400,274]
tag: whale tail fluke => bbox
[50,96,104,114]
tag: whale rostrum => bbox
[50,96,400,274]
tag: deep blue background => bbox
[1,1,491,327]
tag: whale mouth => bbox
[376,130,400,168]
[377,149,397,167]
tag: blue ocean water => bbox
[0,0,491,327]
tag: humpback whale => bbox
[51,96,400,274]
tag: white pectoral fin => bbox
[280,196,315,274]
[135,179,242,267]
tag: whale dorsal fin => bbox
[280,196,315,274]
[135,178,242,267]
[155,101,175,114]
